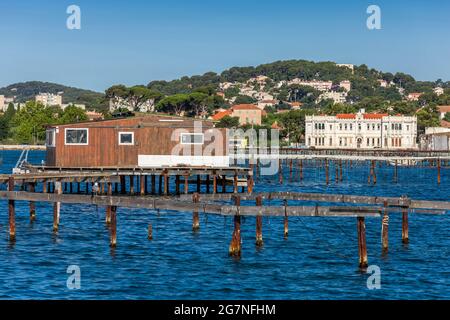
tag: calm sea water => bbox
[0,150,448,299]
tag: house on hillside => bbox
[45,115,228,168]
[212,104,266,126]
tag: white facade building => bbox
[318,91,348,104]
[305,110,417,149]
[35,93,63,106]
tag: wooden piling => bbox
[8,177,15,241]
[229,196,241,257]
[357,217,368,269]
[164,172,169,195]
[289,159,293,180]
[192,193,200,231]
[184,174,189,194]
[110,206,117,247]
[129,175,134,195]
[140,175,145,196]
[29,182,36,221]
[255,195,263,247]
[53,181,62,233]
[381,201,389,253]
[148,224,153,240]
[284,199,288,239]
[325,159,329,185]
[106,182,112,224]
[402,207,409,244]
[437,159,441,185]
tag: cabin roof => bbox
[47,115,216,129]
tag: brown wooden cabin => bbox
[45,115,229,168]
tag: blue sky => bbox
[1,0,449,92]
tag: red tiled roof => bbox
[438,106,450,113]
[363,113,388,119]
[336,114,356,119]
[231,104,261,111]
[212,110,232,121]
[441,120,450,128]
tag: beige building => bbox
[305,110,417,149]
[212,104,265,126]
[35,93,63,106]
[0,95,4,112]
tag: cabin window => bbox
[119,132,134,145]
[180,133,204,145]
[46,129,56,147]
[65,128,88,145]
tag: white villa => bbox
[305,109,417,149]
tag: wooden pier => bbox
[0,162,448,269]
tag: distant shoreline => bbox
[0,145,46,150]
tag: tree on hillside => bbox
[416,105,440,133]
[60,105,89,124]
[216,116,240,128]
[234,95,257,105]
[127,86,163,111]
[444,112,450,122]
[156,94,190,116]
[10,101,58,144]
[105,85,129,109]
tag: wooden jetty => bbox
[0,164,448,268]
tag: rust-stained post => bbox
[53,181,62,233]
[255,195,263,247]
[164,171,169,195]
[381,201,389,253]
[213,174,217,194]
[402,207,409,244]
[192,193,200,231]
[372,160,377,185]
[229,196,241,257]
[148,224,153,240]
[29,182,36,221]
[106,182,112,224]
[437,158,441,185]
[283,199,288,239]
[129,175,134,195]
[357,217,368,269]
[140,175,145,196]
[247,174,254,194]
[110,206,117,247]
[43,180,48,193]
[8,177,15,241]
[233,171,238,193]
[184,174,189,194]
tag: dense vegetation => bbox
[0,102,88,144]
[0,81,107,111]
[1,59,449,145]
